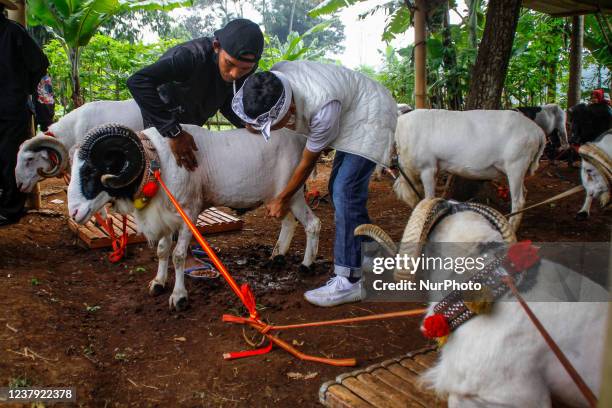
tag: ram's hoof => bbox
[169,294,189,311]
[575,211,588,221]
[148,280,165,296]
[298,264,316,275]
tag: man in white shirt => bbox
[232,61,397,307]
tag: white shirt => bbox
[305,100,342,153]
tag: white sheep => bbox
[15,99,144,193]
[576,129,612,219]
[67,124,321,311]
[393,109,546,231]
[355,198,607,408]
[516,103,569,151]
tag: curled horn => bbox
[455,202,517,243]
[21,136,69,177]
[395,198,453,281]
[354,224,397,257]
[80,124,145,189]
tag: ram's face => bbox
[66,124,145,224]
[67,151,112,224]
[15,136,69,193]
[16,150,48,193]
[581,162,609,207]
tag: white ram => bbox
[356,198,607,408]
[67,124,321,311]
[393,109,546,230]
[15,99,143,193]
[576,129,612,219]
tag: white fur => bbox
[68,125,321,310]
[577,130,612,218]
[531,104,569,150]
[393,110,546,231]
[416,211,607,407]
[15,99,143,192]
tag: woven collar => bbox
[431,249,536,334]
[133,131,161,202]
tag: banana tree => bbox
[27,0,191,107]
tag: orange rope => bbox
[154,170,429,366]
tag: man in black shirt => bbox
[0,0,49,226]
[127,18,264,171]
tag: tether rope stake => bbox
[94,212,128,263]
[153,170,428,366]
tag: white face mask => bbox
[231,71,293,141]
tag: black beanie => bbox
[214,19,264,63]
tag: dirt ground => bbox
[0,161,609,407]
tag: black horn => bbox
[80,124,145,189]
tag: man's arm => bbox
[20,31,49,94]
[128,47,201,171]
[126,47,196,136]
[266,101,341,218]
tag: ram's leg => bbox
[169,224,192,311]
[576,194,593,220]
[506,163,528,231]
[289,194,321,271]
[271,212,298,262]
[149,234,172,296]
[421,167,437,198]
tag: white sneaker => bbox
[304,276,363,307]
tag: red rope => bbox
[94,213,128,263]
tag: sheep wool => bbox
[271,61,397,166]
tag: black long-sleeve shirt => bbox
[0,13,49,121]
[126,37,247,136]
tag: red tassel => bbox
[142,181,159,198]
[506,240,540,273]
[421,314,450,339]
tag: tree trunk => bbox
[567,15,584,109]
[69,47,84,108]
[414,0,427,108]
[451,0,521,202]
[547,58,557,103]
[442,1,462,110]
[288,0,297,34]
[465,0,521,110]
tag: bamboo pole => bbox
[414,0,427,108]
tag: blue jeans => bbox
[328,151,376,279]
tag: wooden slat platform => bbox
[319,346,446,408]
[68,207,243,249]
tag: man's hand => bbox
[169,130,199,171]
[266,196,290,219]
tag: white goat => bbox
[516,103,569,150]
[393,109,546,230]
[576,129,612,219]
[356,198,607,407]
[372,104,414,181]
[68,124,321,311]
[15,99,143,193]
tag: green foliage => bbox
[27,0,191,105]
[260,0,345,54]
[45,35,181,111]
[259,21,333,71]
